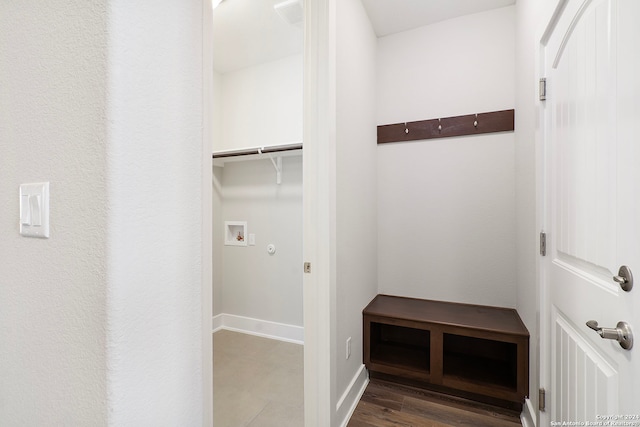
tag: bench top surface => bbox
[363,294,529,337]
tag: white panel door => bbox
[541,0,640,423]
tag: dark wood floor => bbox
[348,379,523,427]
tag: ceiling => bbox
[361,0,516,37]
[212,0,516,74]
[212,0,303,74]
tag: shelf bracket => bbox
[256,147,283,184]
[268,153,282,185]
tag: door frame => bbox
[536,1,569,425]
[202,0,334,425]
[202,0,213,425]
[302,0,335,425]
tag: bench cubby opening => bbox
[442,333,518,390]
[370,322,430,375]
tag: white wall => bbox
[213,165,224,317]
[105,1,204,425]
[218,54,303,151]
[335,0,379,421]
[216,156,303,328]
[213,71,224,317]
[212,70,223,152]
[0,1,206,425]
[0,2,110,424]
[376,6,517,308]
[212,44,303,336]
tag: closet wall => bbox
[376,6,517,308]
[218,54,303,152]
[213,73,223,318]
[217,158,303,329]
[213,54,303,338]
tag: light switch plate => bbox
[19,182,49,238]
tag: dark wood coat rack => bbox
[377,109,514,144]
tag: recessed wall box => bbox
[225,221,247,246]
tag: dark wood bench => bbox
[363,294,529,410]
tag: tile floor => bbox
[213,330,304,426]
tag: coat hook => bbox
[438,118,442,132]
[404,122,409,134]
[474,114,478,128]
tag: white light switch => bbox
[21,195,31,225]
[30,194,42,226]
[19,182,49,238]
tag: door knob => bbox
[613,265,633,292]
[586,320,633,350]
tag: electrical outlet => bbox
[346,337,351,359]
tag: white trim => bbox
[537,4,566,427]
[336,365,369,427]
[212,313,304,345]
[520,397,537,427]
[201,0,214,424]
[211,313,223,332]
[303,0,335,425]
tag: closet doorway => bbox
[211,0,305,425]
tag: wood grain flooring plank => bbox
[359,382,405,411]
[370,379,521,423]
[401,396,521,427]
[347,379,523,427]
[349,401,450,427]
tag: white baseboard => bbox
[337,365,369,427]
[212,313,304,345]
[521,397,536,427]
